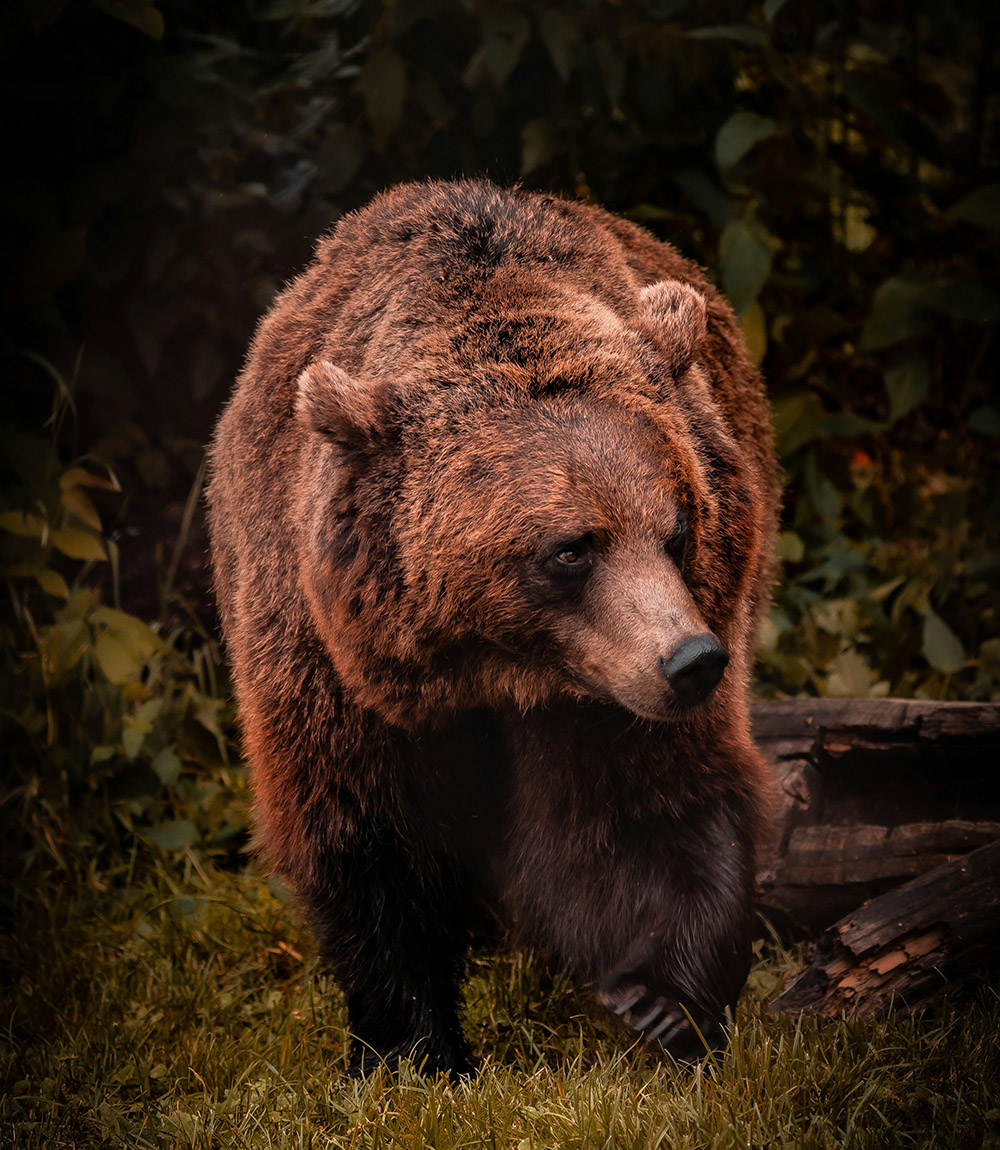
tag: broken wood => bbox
[750,699,1000,929]
[772,837,1000,1016]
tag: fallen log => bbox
[750,699,1000,929]
[772,837,1000,1016]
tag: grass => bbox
[4,839,999,1150]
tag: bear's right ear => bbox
[295,361,383,448]
[637,280,708,377]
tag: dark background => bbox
[2,0,999,839]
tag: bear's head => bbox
[294,280,765,729]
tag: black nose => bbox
[658,633,729,703]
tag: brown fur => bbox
[207,180,779,1075]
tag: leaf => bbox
[88,0,164,40]
[884,357,931,423]
[676,169,734,230]
[719,218,772,315]
[946,185,1000,233]
[360,47,407,150]
[741,300,767,366]
[94,632,143,684]
[146,820,197,851]
[823,412,887,437]
[922,608,965,674]
[771,393,825,456]
[764,0,791,19]
[687,24,767,45]
[715,111,775,170]
[35,568,69,598]
[537,9,579,82]
[480,10,531,87]
[968,405,1000,436]
[92,606,164,661]
[59,465,119,492]
[122,717,152,760]
[521,119,554,176]
[775,531,805,563]
[594,37,625,109]
[152,747,182,787]
[58,462,119,489]
[60,487,102,531]
[0,510,46,538]
[825,648,876,698]
[50,528,106,561]
[859,276,939,351]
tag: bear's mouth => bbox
[565,667,708,724]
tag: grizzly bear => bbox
[207,179,778,1076]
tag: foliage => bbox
[2,0,997,707]
[1,389,247,878]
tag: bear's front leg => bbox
[305,838,473,1078]
[593,802,756,1062]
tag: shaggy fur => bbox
[207,180,779,1075]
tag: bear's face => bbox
[294,283,762,729]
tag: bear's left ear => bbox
[295,360,384,450]
[638,280,707,377]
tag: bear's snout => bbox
[658,633,729,704]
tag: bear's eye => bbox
[664,514,689,562]
[545,536,594,578]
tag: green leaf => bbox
[825,648,876,698]
[922,608,965,674]
[884,358,931,423]
[92,606,163,660]
[361,47,407,150]
[59,465,119,492]
[715,111,775,170]
[968,405,1000,436]
[687,24,767,45]
[676,169,734,229]
[480,10,531,87]
[88,0,164,40]
[859,276,939,351]
[0,510,46,538]
[50,528,106,561]
[60,486,102,531]
[594,37,625,109]
[146,820,197,851]
[152,747,182,787]
[771,393,825,456]
[35,568,70,598]
[537,9,579,81]
[946,185,1000,232]
[823,412,887,437]
[521,119,554,176]
[122,717,152,760]
[719,218,772,315]
[94,632,142,684]
[775,531,805,563]
[318,124,365,195]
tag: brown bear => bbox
[207,179,778,1077]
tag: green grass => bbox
[4,844,999,1150]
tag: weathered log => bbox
[772,837,1000,1016]
[750,699,1000,929]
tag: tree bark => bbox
[751,699,1000,930]
[772,837,1000,1016]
